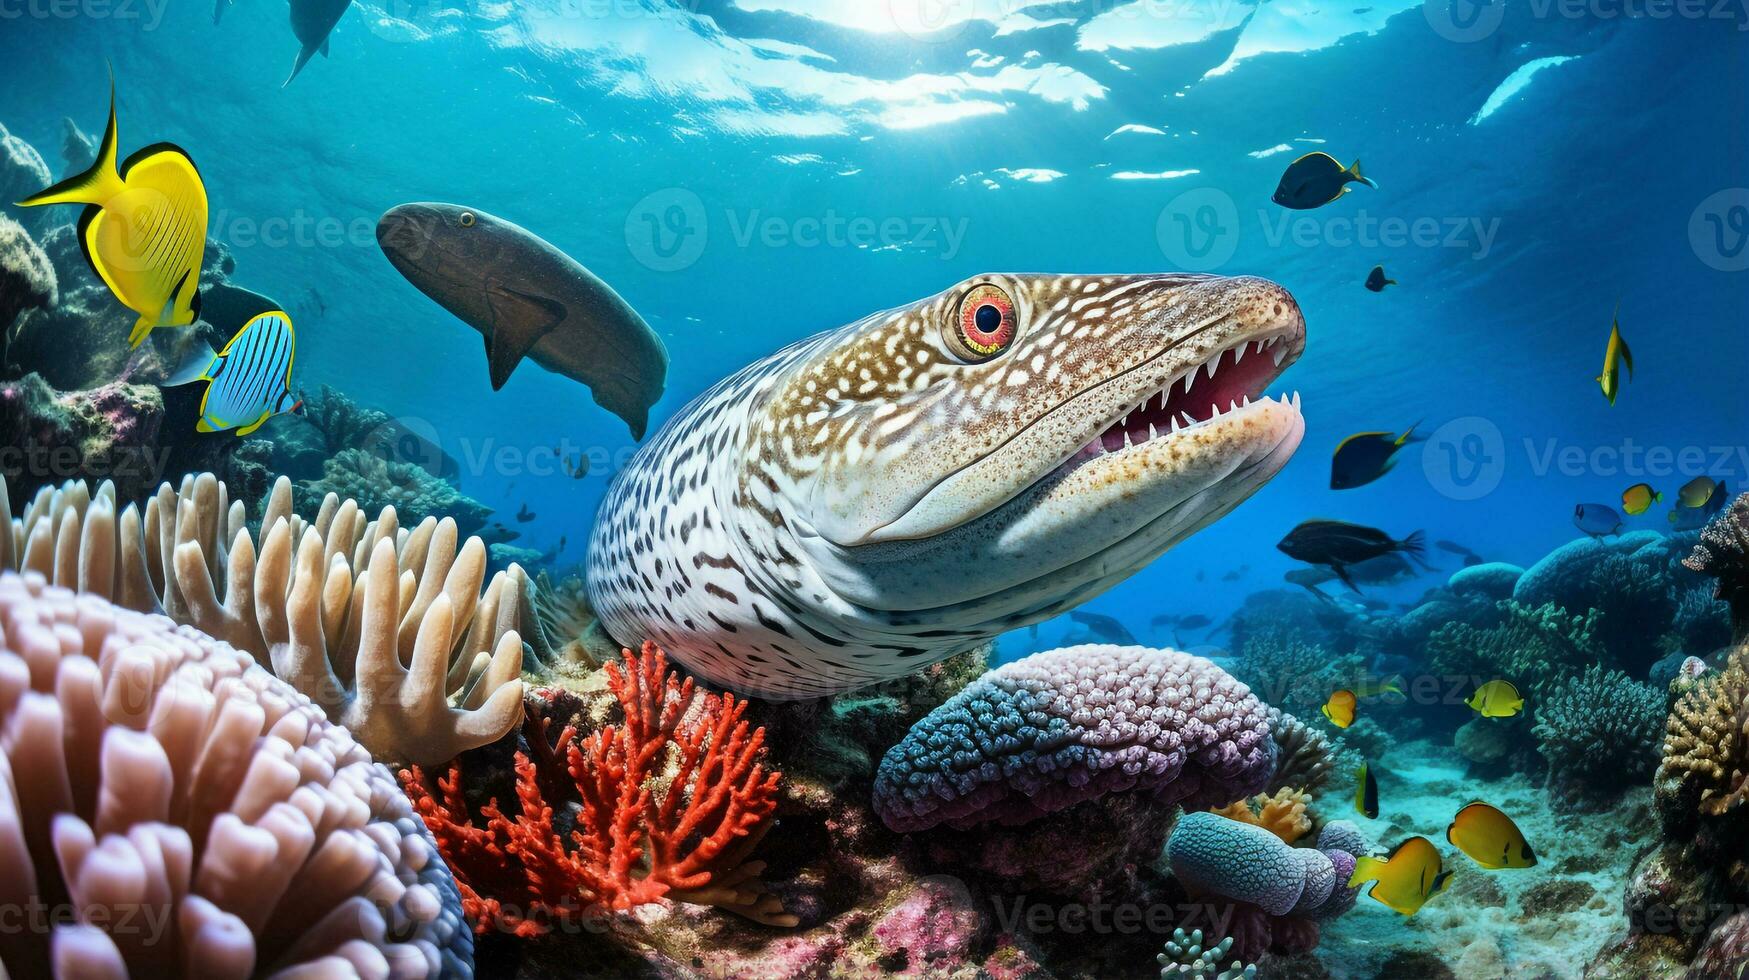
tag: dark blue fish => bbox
[1331,424,1421,489]
[1574,503,1623,538]
[1273,152,1377,210]
[1365,266,1396,292]
[1278,521,1426,592]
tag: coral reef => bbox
[1229,624,1367,714]
[531,568,619,668]
[1157,928,1256,979]
[1513,531,1689,671]
[1532,665,1664,800]
[1687,490,1749,644]
[294,448,492,538]
[403,642,794,934]
[0,120,53,238]
[0,212,55,373]
[872,644,1276,832]
[1447,561,1523,600]
[1212,787,1314,844]
[1262,707,1339,796]
[0,572,471,976]
[1427,599,1599,706]
[4,471,535,765]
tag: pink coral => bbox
[0,571,470,977]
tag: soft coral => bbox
[402,641,796,936]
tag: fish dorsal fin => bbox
[17,74,123,208]
[483,280,567,390]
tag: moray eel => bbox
[587,273,1306,699]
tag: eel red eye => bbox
[951,284,1018,361]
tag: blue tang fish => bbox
[1573,503,1622,538]
[169,310,303,435]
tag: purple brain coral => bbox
[872,644,1277,832]
[0,572,471,978]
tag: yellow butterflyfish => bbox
[16,77,208,348]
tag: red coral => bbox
[401,641,796,936]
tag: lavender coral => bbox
[0,572,471,976]
[1165,812,1365,921]
[872,644,1276,832]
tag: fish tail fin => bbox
[1385,277,1397,286]
[1398,421,1424,446]
[1349,159,1377,189]
[18,75,123,208]
[165,339,219,387]
[285,44,322,86]
[1399,529,1426,557]
[126,312,160,349]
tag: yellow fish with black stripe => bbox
[16,78,207,348]
[1348,836,1455,916]
[1466,679,1523,718]
[1447,801,1537,870]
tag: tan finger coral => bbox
[0,571,472,977]
[3,472,533,766]
[1212,787,1315,844]
[1659,640,1749,826]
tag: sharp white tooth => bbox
[1181,411,1196,427]
[1148,422,1158,441]
[1242,395,1252,407]
[1233,343,1247,364]
[1204,359,1218,380]
[1272,344,1287,366]
[1123,429,1133,447]
[1169,415,1181,433]
[1182,370,1196,393]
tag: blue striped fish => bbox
[168,311,303,435]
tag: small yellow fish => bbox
[1322,689,1357,728]
[1355,762,1379,819]
[16,78,208,348]
[1677,475,1719,510]
[1447,801,1537,870]
[1466,679,1523,718]
[1597,305,1633,405]
[1621,483,1662,516]
[1348,836,1454,916]
[1352,674,1405,699]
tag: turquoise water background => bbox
[1,0,1743,650]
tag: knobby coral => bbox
[1157,928,1256,980]
[1262,707,1338,796]
[401,642,795,935]
[1688,492,1749,644]
[1660,639,1749,825]
[0,572,471,977]
[3,472,536,765]
[1165,812,1364,922]
[872,645,1276,832]
[1213,787,1313,844]
[1532,665,1664,794]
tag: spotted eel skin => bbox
[587,273,1307,699]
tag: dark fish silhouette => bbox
[1285,552,1422,596]
[1331,424,1420,489]
[1573,503,1622,538]
[1365,265,1396,292]
[1670,481,1727,531]
[1273,152,1376,210]
[1067,611,1138,646]
[286,0,352,86]
[1278,520,1425,592]
[377,203,669,439]
[515,504,535,523]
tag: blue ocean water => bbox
[0,1,1742,638]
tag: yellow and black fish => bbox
[1322,689,1358,728]
[1273,152,1377,210]
[167,311,301,435]
[1330,427,1420,490]
[16,79,207,348]
[1677,475,1720,511]
[1466,679,1523,719]
[1447,801,1537,870]
[1621,483,1662,516]
[1355,762,1379,819]
[1597,305,1633,405]
[1348,836,1454,916]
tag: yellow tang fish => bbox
[1466,679,1523,718]
[1447,801,1537,870]
[1355,762,1379,819]
[1348,836,1454,916]
[1621,483,1661,516]
[1596,304,1632,405]
[16,78,207,348]
[1321,689,1357,729]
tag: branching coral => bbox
[1212,787,1313,844]
[1157,928,1256,980]
[0,572,471,976]
[3,471,536,765]
[401,642,795,934]
[1229,625,1367,715]
[1660,640,1749,823]
[872,645,1276,832]
[1261,707,1338,796]
[1532,665,1664,793]
[299,383,393,456]
[294,449,492,539]
[1688,492,1749,644]
[1426,599,1600,706]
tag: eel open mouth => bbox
[1069,326,1301,472]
